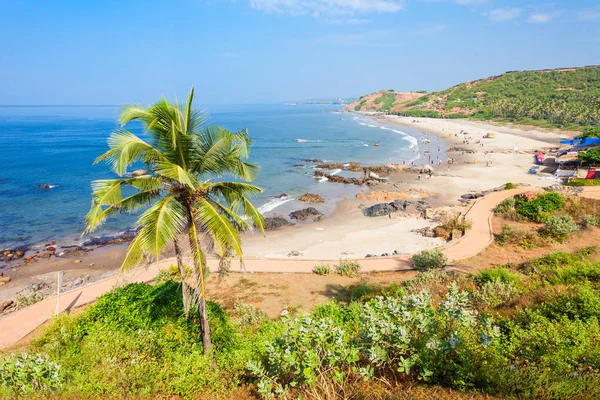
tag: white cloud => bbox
[528,10,562,24]
[410,24,447,36]
[487,8,523,22]
[249,0,404,16]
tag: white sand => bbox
[242,115,564,260]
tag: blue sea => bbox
[0,104,430,250]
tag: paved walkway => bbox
[0,188,531,349]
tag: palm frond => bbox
[155,161,199,189]
[194,197,244,260]
[137,195,189,259]
[94,129,166,176]
[120,234,147,272]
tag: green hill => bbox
[347,66,600,130]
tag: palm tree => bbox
[85,88,264,353]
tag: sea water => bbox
[0,104,427,249]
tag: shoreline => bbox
[0,115,563,305]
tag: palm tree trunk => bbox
[187,208,212,354]
[173,237,192,318]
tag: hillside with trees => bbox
[346,65,600,130]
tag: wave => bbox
[257,196,295,214]
[330,169,342,175]
[378,125,419,149]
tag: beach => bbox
[0,114,565,304]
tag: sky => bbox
[0,0,599,105]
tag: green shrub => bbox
[543,215,578,241]
[247,315,359,397]
[525,248,600,284]
[504,182,517,190]
[535,285,600,321]
[312,264,332,275]
[494,198,516,215]
[411,249,448,272]
[0,353,63,396]
[516,192,565,222]
[580,214,599,228]
[476,267,522,285]
[335,259,361,277]
[566,178,600,186]
[472,279,520,309]
[358,284,504,387]
[232,300,267,327]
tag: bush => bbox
[232,300,267,326]
[580,214,599,228]
[495,225,543,248]
[411,249,448,272]
[358,284,504,387]
[566,178,600,186]
[247,315,358,397]
[472,279,520,309]
[440,213,473,234]
[543,215,578,241]
[476,267,522,286]
[312,264,332,275]
[504,182,517,190]
[516,192,565,222]
[335,260,361,277]
[0,353,63,396]
[494,198,516,215]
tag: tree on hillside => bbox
[85,88,264,353]
[579,127,600,139]
[579,147,600,165]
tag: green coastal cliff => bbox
[347,65,600,130]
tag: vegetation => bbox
[504,182,516,190]
[5,247,600,399]
[412,249,448,271]
[515,192,565,222]
[351,66,600,129]
[578,127,600,139]
[373,92,396,111]
[543,215,579,242]
[335,259,362,277]
[579,147,600,165]
[312,263,332,275]
[84,88,264,353]
[566,178,600,186]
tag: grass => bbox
[4,246,600,399]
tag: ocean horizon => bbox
[0,104,430,250]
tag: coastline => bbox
[0,114,563,305]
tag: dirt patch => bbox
[206,271,416,318]
[457,216,600,271]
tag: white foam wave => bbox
[258,197,294,214]
[359,122,367,126]
[317,176,328,183]
[330,169,342,175]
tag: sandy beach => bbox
[0,115,565,303]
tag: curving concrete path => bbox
[0,188,533,349]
